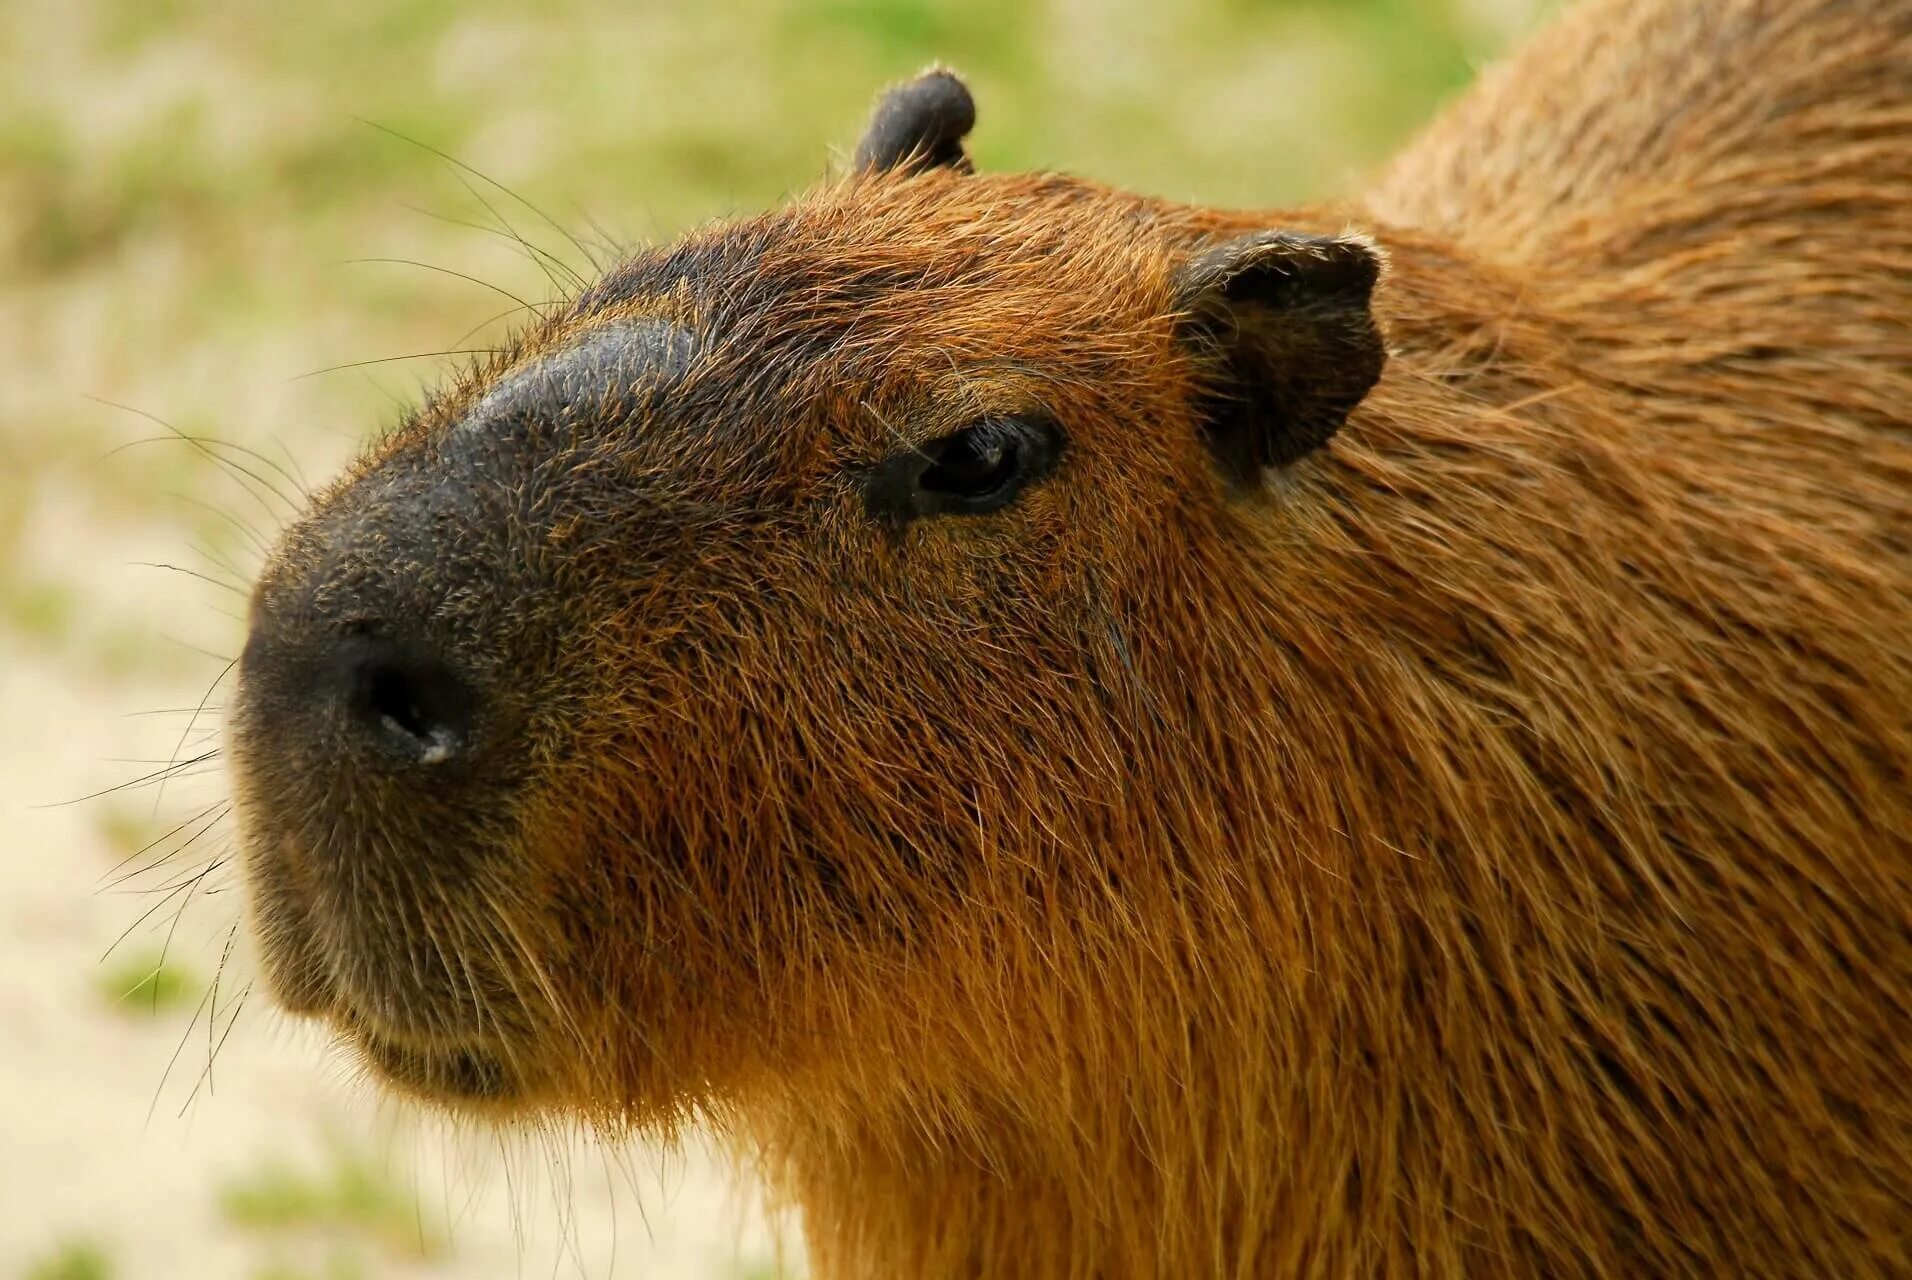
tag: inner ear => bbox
[1173,232,1386,482]
[854,68,976,175]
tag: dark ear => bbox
[1173,232,1386,482]
[855,68,976,175]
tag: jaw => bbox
[252,945,551,1108]
[344,1013,533,1105]
[239,830,560,1111]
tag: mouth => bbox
[243,843,542,1105]
[345,1014,524,1102]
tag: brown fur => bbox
[228,0,1912,1275]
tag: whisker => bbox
[137,849,232,899]
[88,398,304,511]
[151,857,223,1016]
[290,348,502,381]
[398,200,574,286]
[133,561,246,596]
[360,118,599,280]
[155,657,237,814]
[100,872,207,966]
[188,535,254,590]
[203,925,241,1096]
[573,203,628,269]
[145,952,229,1129]
[157,633,238,665]
[98,432,286,526]
[41,751,220,808]
[171,492,274,561]
[450,302,551,352]
[195,437,310,507]
[98,801,227,886]
[85,768,225,801]
[335,256,540,313]
[862,400,932,461]
[267,435,313,500]
[177,983,252,1120]
[444,166,586,297]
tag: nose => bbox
[334,629,477,766]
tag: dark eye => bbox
[864,415,1065,523]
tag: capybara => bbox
[225,0,1912,1274]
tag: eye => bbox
[864,415,1065,523]
[920,422,1020,501]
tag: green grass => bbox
[219,1142,443,1263]
[91,802,168,862]
[1,578,77,645]
[21,1239,113,1280]
[95,945,203,1016]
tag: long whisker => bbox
[291,349,502,382]
[99,801,228,888]
[41,751,220,808]
[171,493,273,561]
[156,657,237,814]
[398,200,582,294]
[359,118,601,277]
[133,561,246,596]
[450,302,551,351]
[101,871,210,967]
[176,983,252,1119]
[334,257,539,313]
[267,434,313,500]
[98,431,285,526]
[443,167,586,298]
[88,397,305,510]
[151,855,223,1015]
[201,925,241,1096]
[156,634,238,665]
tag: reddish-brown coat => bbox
[232,0,1910,1274]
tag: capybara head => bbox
[229,72,1385,1114]
[227,3,1912,1264]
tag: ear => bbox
[1173,232,1386,481]
[854,68,976,175]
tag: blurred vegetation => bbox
[20,1238,112,1280]
[4,0,1550,269]
[219,1138,444,1267]
[93,943,203,1016]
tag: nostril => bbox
[344,639,474,766]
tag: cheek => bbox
[509,563,1142,1043]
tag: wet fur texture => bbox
[229,0,1912,1275]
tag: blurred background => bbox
[0,0,1556,1276]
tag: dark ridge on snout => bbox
[454,316,700,438]
[237,316,705,779]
